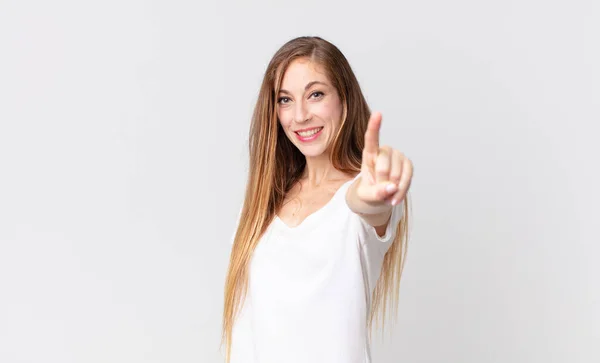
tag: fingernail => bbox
[386,183,397,193]
[391,198,398,206]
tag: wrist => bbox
[346,178,393,220]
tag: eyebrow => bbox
[279,81,328,95]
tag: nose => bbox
[293,100,310,123]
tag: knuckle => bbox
[375,164,390,173]
[390,172,402,181]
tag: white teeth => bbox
[297,127,322,137]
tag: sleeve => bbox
[357,199,405,251]
[354,199,405,293]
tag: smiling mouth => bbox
[295,127,323,137]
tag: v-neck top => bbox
[228,173,405,363]
[273,174,356,232]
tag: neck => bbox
[302,152,344,186]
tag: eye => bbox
[277,97,291,104]
[309,91,324,99]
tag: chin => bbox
[285,131,330,157]
[296,145,327,157]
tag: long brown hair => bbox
[221,36,410,361]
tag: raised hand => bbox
[355,112,413,214]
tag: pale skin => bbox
[276,58,413,236]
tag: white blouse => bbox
[229,174,404,363]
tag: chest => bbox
[277,182,345,228]
[249,208,361,303]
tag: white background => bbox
[1,0,598,362]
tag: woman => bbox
[222,36,413,363]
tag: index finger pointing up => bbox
[364,112,382,155]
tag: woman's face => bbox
[276,58,343,158]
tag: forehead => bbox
[280,58,330,89]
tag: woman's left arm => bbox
[345,112,413,237]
